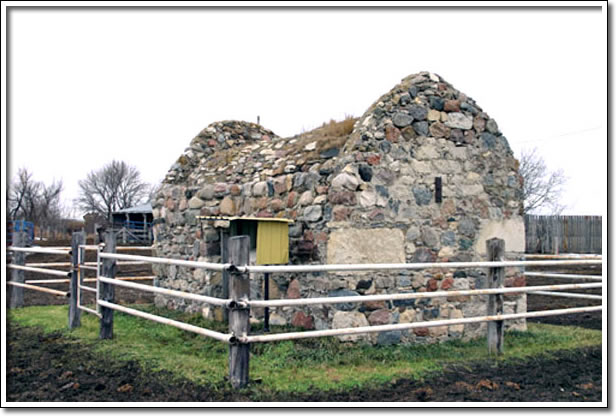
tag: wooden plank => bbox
[486,238,505,355]
[228,235,250,389]
[9,232,26,308]
[69,231,85,329]
[99,231,117,340]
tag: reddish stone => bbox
[427,279,439,291]
[214,182,228,196]
[328,190,357,206]
[291,311,314,330]
[355,153,365,162]
[288,210,298,219]
[165,198,175,210]
[262,135,271,142]
[195,229,202,239]
[270,199,284,212]
[514,275,526,287]
[208,139,217,147]
[255,197,268,209]
[287,191,298,208]
[179,199,188,211]
[438,82,448,91]
[443,99,460,112]
[274,178,288,194]
[385,126,401,143]
[256,210,273,218]
[230,184,241,196]
[473,116,486,132]
[333,206,351,221]
[316,186,329,195]
[429,121,451,138]
[287,279,301,299]
[364,300,387,311]
[303,230,314,241]
[366,153,381,166]
[441,277,454,290]
[414,328,429,337]
[314,231,328,243]
[368,209,385,221]
[448,295,470,303]
[368,309,391,326]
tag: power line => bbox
[516,126,603,144]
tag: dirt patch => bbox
[6,245,155,307]
[525,264,602,330]
[6,323,601,402]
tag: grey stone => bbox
[377,330,402,345]
[413,247,436,263]
[332,311,371,342]
[328,289,361,311]
[429,96,444,111]
[358,164,373,182]
[460,101,478,114]
[486,118,499,134]
[412,121,429,136]
[444,112,473,130]
[332,173,359,191]
[393,112,414,128]
[320,148,340,159]
[399,93,411,105]
[188,196,205,209]
[197,185,215,200]
[421,227,440,249]
[252,181,268,197]
[440,231,456,246]
[408,105,428,121]
[458,217,476,237]
[289,223,303,238]
[406,226,421,242]
[303,205,322,222]
[480,132,498,149]
[412,186,432,205]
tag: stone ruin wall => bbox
[151,72,527,345]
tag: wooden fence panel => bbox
[524,215,602,254]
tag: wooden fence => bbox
[524,215,602,254]
[7,231,603,390]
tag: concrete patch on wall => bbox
[473,218,525,255]
[327,228,405,264]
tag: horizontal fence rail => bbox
[8,264,70,277]
[8,246,70,255]
[246,282,602,308]
[529,291,602,300]
[243,306,603,343]
[24,276,155,284]
[98,252,226,272]
[7,281,69,297]
[97,276,228,307]
[97,300,232,343]
[524,254,602,260]
[238,259,602,274]
[524,272,602,281]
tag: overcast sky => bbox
[4,5,607,218]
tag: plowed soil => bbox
[6,246,603,402]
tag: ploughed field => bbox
[6,244,602,402]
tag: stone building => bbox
[151,72,526,344]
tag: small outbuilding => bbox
[152,72,526,344]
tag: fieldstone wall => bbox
[151,71,526,345]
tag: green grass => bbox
[8,304,602,394]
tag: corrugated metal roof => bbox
[113,202,152,214]
[196,215,294,223]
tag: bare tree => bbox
[8,168,67,233]
[76,160,150,221]
[519,148,567,214]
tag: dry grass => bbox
[319,115,357,137]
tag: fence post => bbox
[99,231,117,339]
[487,238,505,355]
[69,231,86,328]
[228,235,250,389]
[9,231,26,308]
